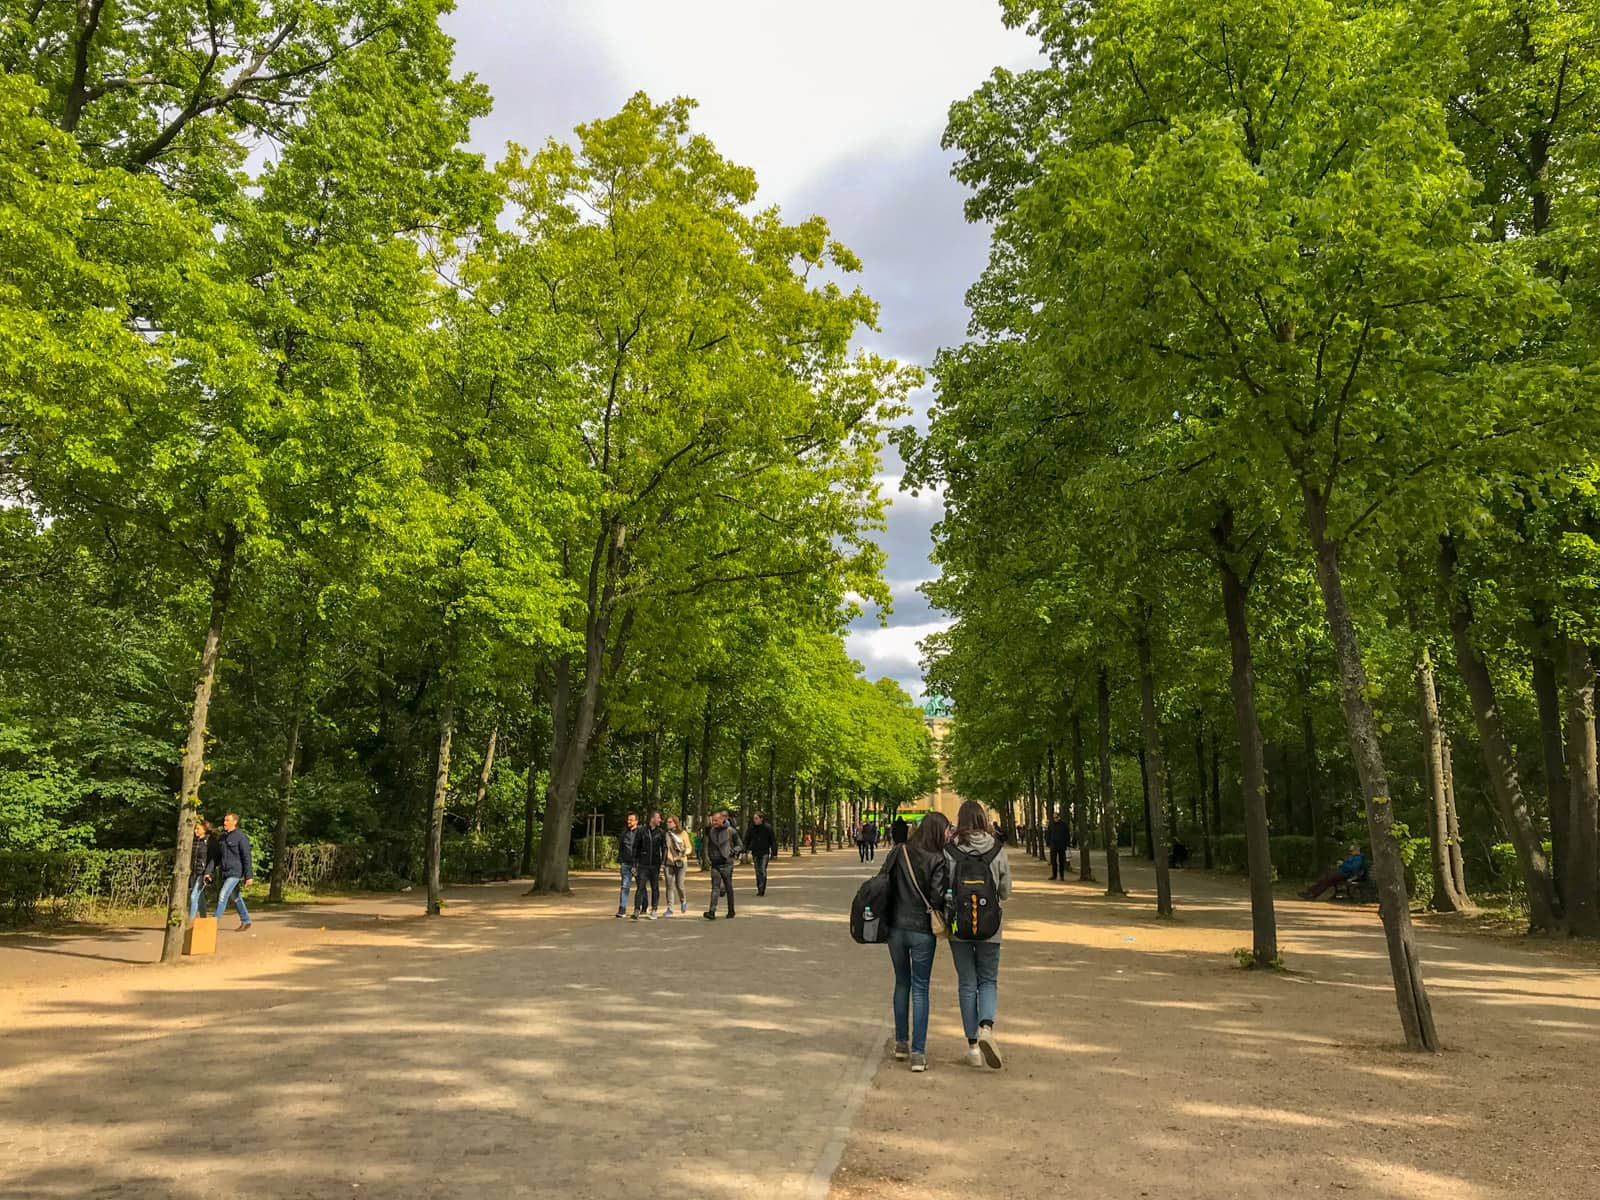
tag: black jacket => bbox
[879,843,949,933]
[618,824,643,866]
[890,817,909,845]
[744,822,777,858]
[704,822,743,867]
[216,827,252,879]
[1045,818,1071,851]
[636,824,666,869]
[189,834,217,882]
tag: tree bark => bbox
[791,778,802,857]
[1299,670,1325,868]
[1073,712,1094,881]
[1439,534,1561,932]
[809,783,819,853]
[1215,548,1278,965]
[1532,644,1570,909]
[1305,490,1437,1051]
[697,698,714,830]
[161,527,239,964]
[1097,666,1125,895]
[425,671,457,917]
[1195,718,1213,871]
[1416,645,1469,913]
[521,725,540,878]
[471,719,499,836]
[1135,624,1174,916]
[1564,642,1600,936]
[1442,730,1468,897]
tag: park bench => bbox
[1331,870,1378,904]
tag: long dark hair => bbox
[955,800,991,845]
[911,812,950,855]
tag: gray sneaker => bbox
[965,1045,984,1068]
[910,1053,928,1073]
[893,1041,910,1061]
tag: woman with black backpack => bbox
[881,811,951,1073]
[946,800,1012,1069]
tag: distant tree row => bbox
[0,1,935,960]
[912,0,1600,1051]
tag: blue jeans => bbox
[188,878,208,920]
[618,862,635,912]
[949,938,1001,1041]
[887,927,937,1054]
[215,876,250,923]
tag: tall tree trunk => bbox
[697,699,714,830]
[651,727,664,810]
[521,724,540,878]
[738,736,749,815]
[1565,642,1600,937]
[1195,719,1214,870]
[1046,744,1058,825]
[268,706,303,904]
[1416,645,1469,913]
[1306,490,1438,1051]
[1097,666,1125,895]
[767,744,776,818]
[1299,670,1324,867]
[1531,645,1570,910]
[1211,731,1223,838]
[426,670,457,917]
[471,719,500,836]
[161,526,239,964]
[791,778,802,857]
[809,783,819,854]
[1073,713,1094,881]
[1137,746,1153,860]
[1135,622,1174,917]
[1439,534,1561,932]
[1442,733,1467,898]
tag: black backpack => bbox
[947,841,1003,940]
[850,865,896,944]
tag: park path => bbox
[5,846,1600,1199]
[0,849,890,1199]
[833,849,1600,1200]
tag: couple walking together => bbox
[881,800,1011,1073]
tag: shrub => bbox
[571,835,618,869]
[0,849,172,924]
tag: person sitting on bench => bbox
[1300,844,1366,900]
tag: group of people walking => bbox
[877,799,1011,1073]
[187,813,255,930]
[855,815,908,861]
[615,809,779,920]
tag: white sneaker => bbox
[966,1045,984,1068]
[978,1026,1003,1069]
[648,911,659,920]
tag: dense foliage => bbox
[0,2,936,954]
[914,0,1600,1050]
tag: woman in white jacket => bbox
[946,800,1012,1069]
[662,816,691,915]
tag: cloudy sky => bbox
[441,1,1041,701]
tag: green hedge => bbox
[571,835,618,869]
[0,849,173,924]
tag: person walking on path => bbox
[744,813,777,896]
[617,813,642,918]
[883,812,951,1073]
[702,810,743,920]
[866,821,880,861]
[946,799,1011,1069]
[188,819,218,920]
[1045,813,1071,880]
[663,816,691,914]
[856,821,870,863]
[891,815,909,846]
[633,812,666,920]
[214,812,254,931]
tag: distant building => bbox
[918,702,961,821]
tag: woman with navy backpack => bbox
[945,800,1012,1069]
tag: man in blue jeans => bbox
[213,812,253,931]
[616,813,641,918]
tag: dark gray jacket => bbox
[216,827,252,879]
[704,822,742,867]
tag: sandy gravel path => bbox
[832,850,1600,1200]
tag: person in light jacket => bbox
[946,800,1012,1069]
[663,816,691,914]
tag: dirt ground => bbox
[2,848,1597,1199]
[833,854,1600,1200]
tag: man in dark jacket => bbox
[702,810,743,920]
[214,812,253,930]
[744,813,777,896]
[617,813,642,918]
[633,812,666,920]
[1045,814,1072,880]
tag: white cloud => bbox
[847,620,952,676]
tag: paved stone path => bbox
[0,850,888,1199]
